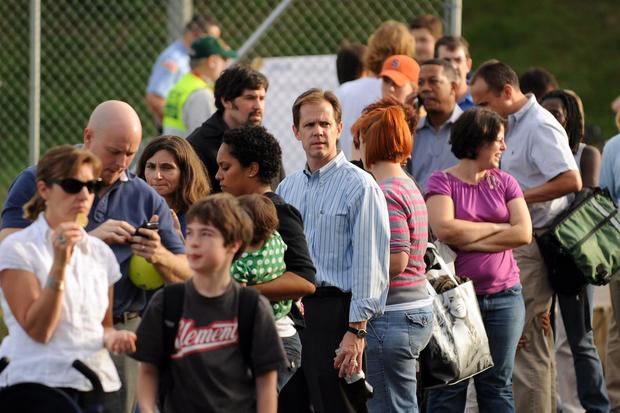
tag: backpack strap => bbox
[162,283,186,359]
[238,286,260,376]
[158,282,186,407]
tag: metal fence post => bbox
[29,0,40,165]
[234,0,294,62]
[167,0,193,43]
[445,0,463,36]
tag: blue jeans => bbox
[277,332,302,392]
[427,284,525,412]
[366,305,433,413]
[558,285,610,413]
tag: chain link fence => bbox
[0,0,451,205]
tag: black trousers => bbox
[57,387,121,413]
[278,287,368,413]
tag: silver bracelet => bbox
[45,276,64,292]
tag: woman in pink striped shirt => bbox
[352,99,432,412]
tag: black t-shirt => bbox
[132,280,285,413]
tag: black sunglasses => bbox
[48,178,103,194]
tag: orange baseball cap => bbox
[380,55,420,87]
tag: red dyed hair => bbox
[351,102,414,167]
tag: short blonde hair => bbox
[365,21,415,75]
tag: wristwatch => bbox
[347,326,368,339]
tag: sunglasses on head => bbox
[48,178,103,194]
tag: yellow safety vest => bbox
[163,73,212,132]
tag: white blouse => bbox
[0,214,122,391]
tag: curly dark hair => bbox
[450,108,505,160]
[221,126,282,184]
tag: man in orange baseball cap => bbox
[380,54,420,104]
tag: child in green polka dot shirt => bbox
[231,194,291,320]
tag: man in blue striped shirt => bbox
[276,89,390,413]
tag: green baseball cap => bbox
[190,36,237,59]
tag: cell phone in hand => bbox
[134,221,159,235]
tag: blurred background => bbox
[0,0,618,205]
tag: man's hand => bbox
[333,323,366,379]
[517,311,551,350]
[90,219,135,245]
[130,215,166,264]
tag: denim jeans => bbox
[427,283,525,412]
[278,332,302,392]
[558,285,610,413]
[366,305,433,413]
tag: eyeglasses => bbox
[48,178,103,194]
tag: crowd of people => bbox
[0,11,619,413]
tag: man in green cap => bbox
[163,36,237,138]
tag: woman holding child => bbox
[215,126,316,391]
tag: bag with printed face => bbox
[419,243,494,389]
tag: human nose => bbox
[215,168,223,181]
[115,153,129,169]
[419,81,430,94]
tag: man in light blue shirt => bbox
[601,133,620,204]
[276,89,389,413]
[144,15,220,130]
[409,59,462,192]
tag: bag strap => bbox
[238,286,259,376]
[163,283,186,359]
[426,243,460,286]
[158,282,185,407]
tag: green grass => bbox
[463,0,620,146]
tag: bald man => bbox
[0,100,189,413]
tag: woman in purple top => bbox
[425,108,532,412]
[352,99,432,413]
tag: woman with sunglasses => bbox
[0,145,137,412]
[136,135,211,238]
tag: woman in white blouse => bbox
[0,145,136,412]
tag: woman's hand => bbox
[51,222,84,264]
[104,329,137,354]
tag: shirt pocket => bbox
[315,211,348,262]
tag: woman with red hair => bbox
[352,99,431,412]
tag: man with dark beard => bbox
[187,64,269,192]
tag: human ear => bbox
[247,162,259,178]
[292,124,301,141]
[36,180,49,201]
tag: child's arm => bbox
[137,362,159,413]
[255,370,278,413]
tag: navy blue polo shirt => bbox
[1,167,185,316]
